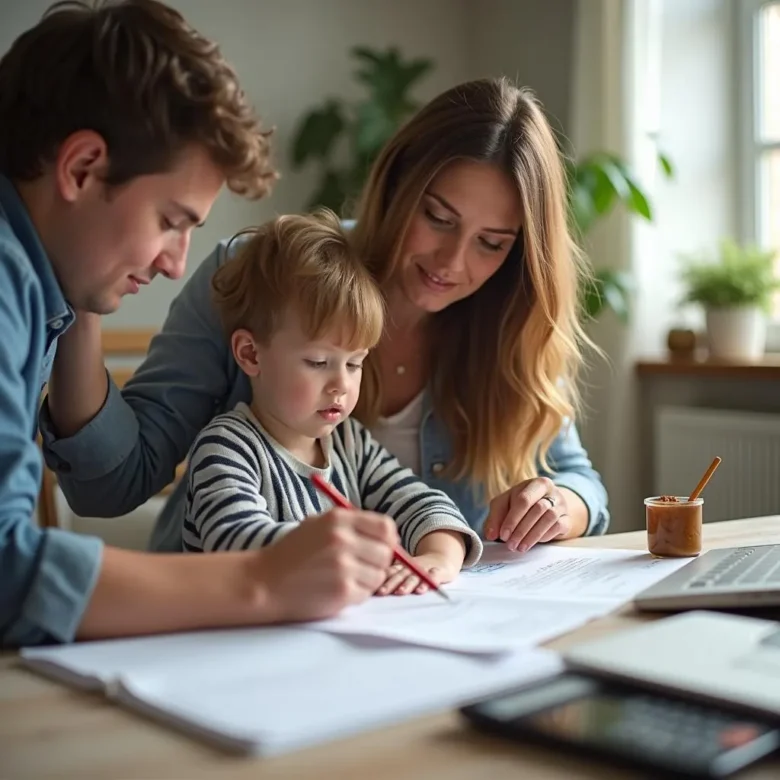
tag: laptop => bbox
[563,610,780,719]
[634,543,780,612]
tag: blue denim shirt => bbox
[41,237,610,552]
[0,175,103,647]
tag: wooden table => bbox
[2,517,779,779]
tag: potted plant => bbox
[290,47,672,323]
[680,238,779,360]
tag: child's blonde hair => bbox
[212,208,384,350]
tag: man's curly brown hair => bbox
[0,0,276,198]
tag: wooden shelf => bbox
[101,328,158,355]
[636,354,780,379]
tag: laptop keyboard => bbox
[685,546,780,589]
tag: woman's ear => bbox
[231,329,261,377]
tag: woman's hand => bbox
[483,477,573,552]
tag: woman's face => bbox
[393,159,523,314]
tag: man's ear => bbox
[232,329,262,377]
[54,130,109,203]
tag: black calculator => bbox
[461,673,780,778]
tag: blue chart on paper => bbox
[463,562,509,575]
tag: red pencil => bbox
[311,473,451,602]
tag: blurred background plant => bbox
[290,45,433,212]
[290,46,674,323]
[571,151,674,322]
[679,238,779,312]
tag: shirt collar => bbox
[0,174,73,329]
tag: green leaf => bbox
[595,156,632,201]
[306,169,349,214]
[580,276,605,319]
[580,269,632,322]
[351,46,384,65]
[658,151,674,178]
[569,182,598,236]
[353,101,396,158]
[353,47,432,114]
[291,101,345,168]
[397,59,434,96]
[626,179,652,220]
[603,281,630,322]
[590,169,618,215]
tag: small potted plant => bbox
[679,238,779,360]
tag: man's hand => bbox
[252,508,398,621]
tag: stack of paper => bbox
[20,544,689,755]
[21,627,562,755]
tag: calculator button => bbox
[719,724,762,749]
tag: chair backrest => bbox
[38,329,162,528]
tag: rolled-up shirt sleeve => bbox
[39,375,139,479]
[2,523,103,646]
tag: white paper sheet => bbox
[308,590,607,653]
[304,544,692,654]
[451,544,693,605]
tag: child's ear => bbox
[231,329,261,377]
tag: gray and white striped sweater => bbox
[182,403,482,565]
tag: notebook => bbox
[21,625,563,755]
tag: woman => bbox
[42,78,609,583]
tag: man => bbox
[0,0,396,647]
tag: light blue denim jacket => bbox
[41,237,610,553]
[0,175,103,647]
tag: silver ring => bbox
[542,494,556,509]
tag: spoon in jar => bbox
[688,456,722,502]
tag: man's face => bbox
[53,144,224,314]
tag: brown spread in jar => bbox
[645,496,702,557]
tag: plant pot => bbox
[705,306,767,361]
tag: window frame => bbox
[737,0,780,346]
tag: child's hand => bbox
[375,551,461,596]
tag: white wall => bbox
[468,0,576,136]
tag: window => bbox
[739,0,780,320]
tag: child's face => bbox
[250,311,369,449]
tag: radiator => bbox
[654,406,780,523]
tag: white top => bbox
[371,392,425,475]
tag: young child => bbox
[182,209,482,595]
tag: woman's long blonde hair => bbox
[351,77,593,500]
